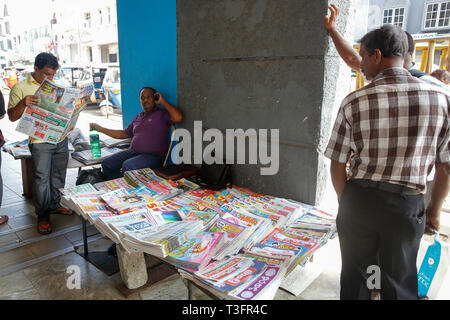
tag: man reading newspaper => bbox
[7,52,74,235]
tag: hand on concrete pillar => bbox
[324,4,340,32]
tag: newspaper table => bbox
[15,79,93,144]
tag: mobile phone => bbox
[154,93,160,101]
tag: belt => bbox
[351,179,422,195]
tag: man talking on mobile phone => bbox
[90,86,183,181]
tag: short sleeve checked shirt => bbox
[324,67,450,192]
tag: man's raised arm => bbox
[325,4,361,71]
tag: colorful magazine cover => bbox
[166,231,224,271]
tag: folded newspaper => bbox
[71,147,122,165]
[15,79,93,144]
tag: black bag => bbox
[76,168,105,185]
[188,162,232,191]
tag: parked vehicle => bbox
[99,64,121,116]
[2,66,18,90]
[54,64,95,103]
[90,64,108,102]
[53,64,86,87]
[16,65,34,82]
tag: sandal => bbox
[0,215,8,225]
[37,220,52,235]
[49,207,73,216]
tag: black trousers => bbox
[337,180,425,300]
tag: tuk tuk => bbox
[54,64,85,87]
[2,66,18,90]
[99,64,121,116]
[16,65,34,82]
[89,64,108,102]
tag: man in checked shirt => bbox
[324,24,450,300]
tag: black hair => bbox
[405,31,415,54]
[34,52,59,70]
[139,87,156,96]
[359,24,408,58]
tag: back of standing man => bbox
[325,25,450,300]
[8,52,73,235]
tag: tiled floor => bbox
[0,93,448,300]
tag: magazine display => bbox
[15,79,93,144]
[57,166,337,300]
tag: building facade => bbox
[357,0,450,39]
[0,1,13,68]
[6,0,118,66]
[51,0,119,65]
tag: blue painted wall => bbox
[116,0,177,126]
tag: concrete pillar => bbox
[116,0,354,206]
[116,243,148,289]
[177,0,354,205]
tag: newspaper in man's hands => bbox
[15,79,93,144]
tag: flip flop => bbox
[0,215,8,225]
[37,220,52,235]
[49,207,73,216]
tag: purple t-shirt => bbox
[124,108,172,156]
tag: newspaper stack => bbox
[124,168,165,187]
[70,195,116,224]
[59,183,105,209]
[178,254,287,300]
[182,209,220,230]
[98,207,167,243]
[102,137,131,148]
[208,217,255,260]
[220,208,273,251]
[244,204,337,275]
[71,147,123,165]
[146,189,217,212]
[100,188,148,213]
[2,139,31,158]
[116,220,205,257]
[165,231,225,271]
[93,177,135,193]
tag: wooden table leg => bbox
[21,158,35,199]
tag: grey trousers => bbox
[29,138,69,220]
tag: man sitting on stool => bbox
[90,87,183,181]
